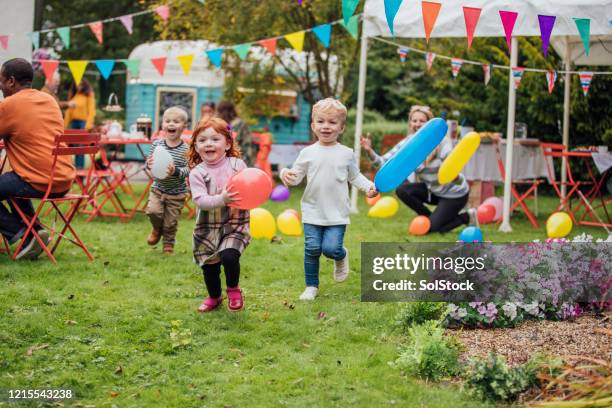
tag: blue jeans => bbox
[303,224,347,287]
[69,119,86,169]
[0,172,65,244]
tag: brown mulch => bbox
[449,311,611,366]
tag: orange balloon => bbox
[366,193,381,206]
[227,168,273,210]
[408,216,431,236]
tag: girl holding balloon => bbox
[361,106,475,233]
[187,117,250,313]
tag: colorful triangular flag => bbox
[155,5,170,22]
[425,52,436,72]
[545,70,557,94]
[89,21,103,44]
[233,43,251,60]
[384,0,403,36]
[151,57,167,76]
[0,35,7,50]
[177,54,194,76]
[259,38,277,55]
[341,15,359,40]
[57,27,70,48]
[450,58,463,78]
[463,6,481,49]
[95,60,115,80]
[511,67,525,89]
[119,15,134,35]
[483,64,492,85]
[206,49,224,68]
[499,10,518,52]
[574,18,591,56]
[538,15,556,57]
[40,60,60,83]
[123,59,141,77]
[579,71,593,96]
[422,1,442,44]
[342,0,360,25]
[285,31,305,52]
[29,32,40,50]
[67,60,89,85]
[398,47,409,62]
[312,24,332,48]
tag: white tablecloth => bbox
[269,144,308,169]
[592,152,612,174]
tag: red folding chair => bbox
[493,140,542,228]
[1,140,11,255]
[9,133,100,263]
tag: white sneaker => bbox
[333,247,349,282]
[15,230,49,260]
[299,286,319,301]
[467,208,479,228]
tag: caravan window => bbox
[155,87,197,130]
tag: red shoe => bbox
[197,296,223,313]
[226,287,244,312]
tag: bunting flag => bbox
[123,59,141,77]
[0,35,7,50]
[119,15,134,34]
[579,71,593,96]
[384,0,403,36]
[312,23,332,48]
[574,18,591,56]
[341,15,359,39]
[206,48,224,68]
[151,57,167,76]
[57,27,70,48]
[177,54,194,76]
[67,60,88,85]
[538,15,556,57]
[233,43,251,60]
[398,47,409,62]
[29,32,40,50]
[462,6,481,49]
[342,0,360,25]
[40,60,60,83]
[450,57,463,78]
[422,1,442,44]
[483,63,491,85]
[285,31,305,52]
[155,5,170,22]
[89,21,103,44]
[512,67,525,89]
[499,10,518,52]
[259,38,277,55]
[425,52,436,72]
[545,70,557,94]
[95,60,115,80]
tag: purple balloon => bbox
[270,185,290,201]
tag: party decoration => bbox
[374,118,447,192]
[476,204,496,224]
[426,52,436,71]
[368,196,399,218]
[233,43,251,60]
[483,64,492,85]
[57,27,70,48]
[0,35,7,50]
[538,15,556,57]
[40,60,60,83]
[284,209,300,220]
[119,15,134,34]
[151,145,174,179]
[155,5,170,22]
[123,59,141,77]
[366,193,381,206]
[579,72,593,96]
[546,212,572,238]
[227,168,274,210]
[463,6,481,49]
[95,60,115,80]
[408,216,431,236]
[546,70,557,94]
[342,0,360,25]
[312,24,332,48]
[250,208,276,240]
[270,185,290,202]
[574,18,591,56]
[422,1,442,43]
[512,67,525,89]
[438,131,480,184]
[285,31,305,52]
[277,211,302,236]
[499,10,518,52]
[341,15,359,39]
[259,38,277,55]
[206,49,224,68]
[458,226,483,243]
[151,57,167,76]
[29,32,40,50]
[482,196,503,221]
[177,54,194,76]
[384,0,403,36]
[89,21,103,44]
[398,47,409,62]
[450,57,463,78]
[67,60,88,85]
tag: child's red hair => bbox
[187,117,241,168]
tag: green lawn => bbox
[0,185,608,407]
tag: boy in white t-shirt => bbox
[281,98,377,300]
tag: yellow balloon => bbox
[546,212,573,238]
[250,208,276,239]
[277,211,303,236]
[368,196,399,218]
[438,132,481,185]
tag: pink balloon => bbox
[227,168,273,210]
[482,196,503,221]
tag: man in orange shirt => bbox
[0,58,76,260]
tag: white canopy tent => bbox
[352,0,612,232]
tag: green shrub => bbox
[393,321,461,381]
[343,109,407,152]
[395,302,448,328]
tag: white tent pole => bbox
[499,36,519,233]
[350,30,369,214]
[561,36,572,203]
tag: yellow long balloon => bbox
[438,132,481,185]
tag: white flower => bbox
[502,302,518,320]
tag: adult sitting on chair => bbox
[0,58,76,259]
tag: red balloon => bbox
[226,168,273,210]
[477,204,496,224]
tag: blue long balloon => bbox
[374,118,448,192]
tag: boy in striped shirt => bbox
[145,106,190,254]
